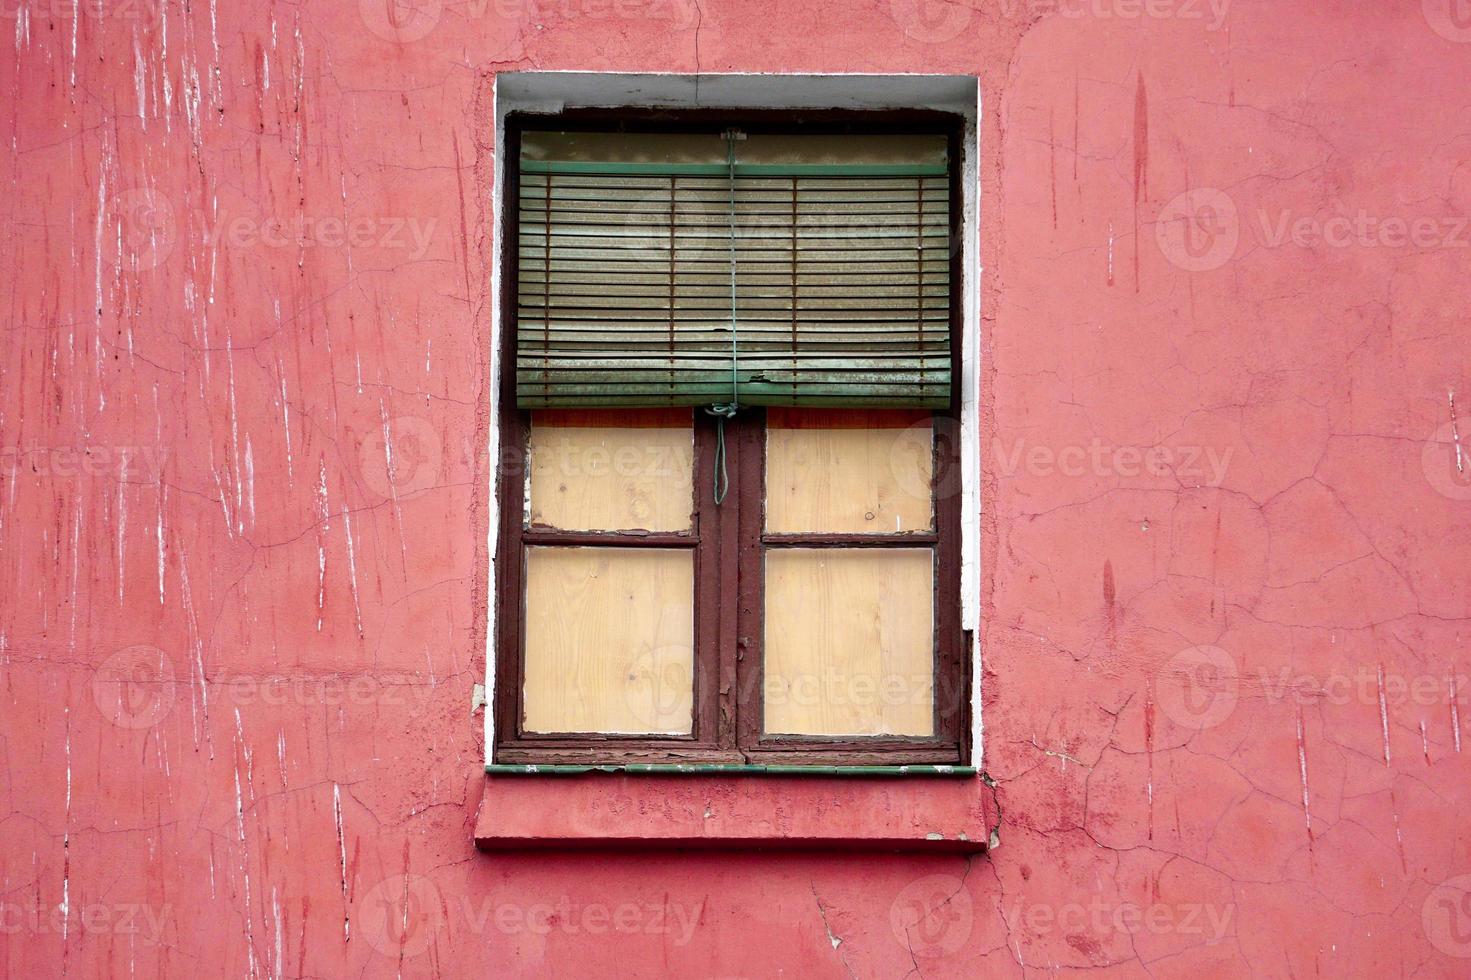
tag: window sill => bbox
[485,763,976,777]
[473,769,992,853]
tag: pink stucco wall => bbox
[3,0,1470,975]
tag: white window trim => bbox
[485,71,983,767]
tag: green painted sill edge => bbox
[486,764,977,777]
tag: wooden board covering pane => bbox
[528,413,694,532]
[763,548,934,736]
[523,547,694,735]
[765,413,933,533]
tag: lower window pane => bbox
[763,548,935,737]
[523,547,694,735]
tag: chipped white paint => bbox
[1377,663,1392,764]
[1295,709,1311,841]
[1448,389,1465,473]
[1451,672,1462,753]
[333,782,350,942]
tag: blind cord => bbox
[705,128,744,505]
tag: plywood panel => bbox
[523,547,694,734]
[528,414,694,532]
[765,415,932,533]
[763,548,934,736]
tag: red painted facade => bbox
[3,0,1470,976]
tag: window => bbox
[493,107,968,766]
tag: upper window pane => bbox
[765,408,933,533]
[527,409,694,532]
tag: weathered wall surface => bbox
[3,0,1469,975]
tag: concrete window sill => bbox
[473,770,993,853]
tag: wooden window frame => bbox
[494,107,968,767]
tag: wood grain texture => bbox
[763,548,934,736]
[528,421,694,532]
[765,420,933,533]
[523,547,694,734]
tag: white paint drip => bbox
[1450,673,1462,753]
[1449,390,1463,474]
[1295,709,1311,841]
[1377,664,1392,765]
[341,505,363,636]
[316,459,329,631]
[333,784,350,942]
[233,710,257,980]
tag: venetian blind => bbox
[515,133,952,409]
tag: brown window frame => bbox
[494,107,969,767]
